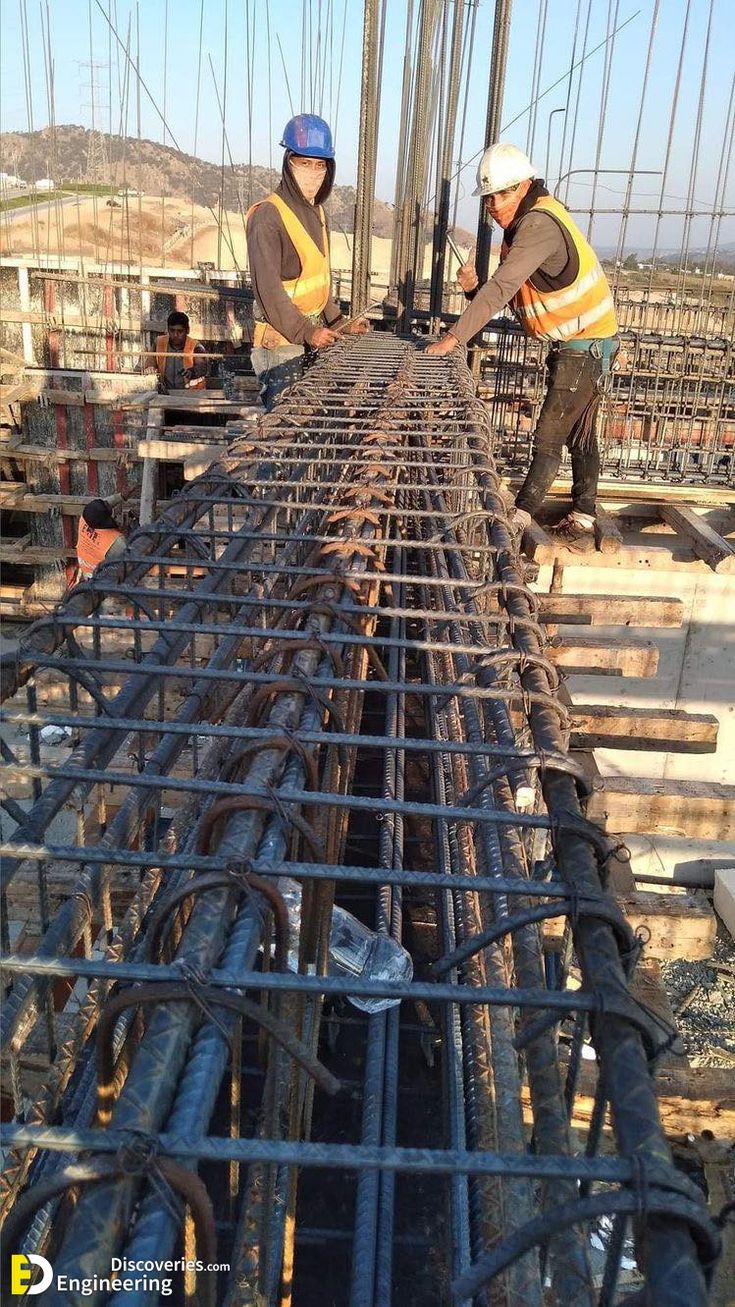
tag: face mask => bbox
[486,178,532,229]
[290,162,326,202]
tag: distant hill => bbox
[0,124,474,245]
[597,240,735,273]
[657,245,735,272]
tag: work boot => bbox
[552,511,596,553]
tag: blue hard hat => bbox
[280,114,335,159]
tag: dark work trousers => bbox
[515,347,604,518]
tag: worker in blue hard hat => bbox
[246,113,368,410]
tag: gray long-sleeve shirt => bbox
[247,202,343,346]
[162,343,208,392]
[104,534,127,563]
[451,212,567,345]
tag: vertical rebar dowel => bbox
[396,0,441,332]
[475,0,513,285]
[389,0,416,293]
[351,0,381,315]
[429,0,466,327]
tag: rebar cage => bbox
[480,323,735,489]
[0,337,720,1305]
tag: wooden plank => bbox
[598,500,676,527]
[520,1060,735,1137]
[157,393,256,411]
[162,424,242,437]
[7,443,124,462]
[594,510,624,555]
[538,593,684,628]
[184,450,228,479]
[0,544,77,564]
[542,834,716,961]
[587,778,735,840]
[41,388,87,406]
[118,389,159,410]
[138,439,225,461]
[569,704,719,753]
[0,307,87,327]
[139,458,158,527]
[0,597,47,618]
[0,344,28,369]
[659,504,735,573]
[13,494,145,515]
[552,476,735,508]
[621,891,717,961]
[549,635,659,677]
[538,540,711,571]
[0,380,37,405]
[521,520,556,563]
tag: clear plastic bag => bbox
[278,878,413,1014]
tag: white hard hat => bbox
[473,142,536,197]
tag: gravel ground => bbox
[661,921,735,1068]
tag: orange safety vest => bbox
[76,518,124,579]
[246,192,331,348]
[155,334,207,389]
[502,195,618,341]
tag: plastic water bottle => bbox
[277,878,413,1013]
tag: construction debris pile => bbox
[0,336,720,1304]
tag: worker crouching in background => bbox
[76,499,127,581]
[150,311,208,394]
[246,114,368,411]
[428,143,619,551]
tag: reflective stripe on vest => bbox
[246,192,331,348]
[502,195,618,341]
[155,334,205,387]
[76,519,123,578]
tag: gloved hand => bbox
[457,261,479,293]
[344,318,371,335]
[310,326,339,349]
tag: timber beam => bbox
[587,777,735,841]
[569,704,719,753]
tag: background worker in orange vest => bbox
[428,143,619,551]
[246,114,368,411]
[149,311,208,394]
[76,498,126,580]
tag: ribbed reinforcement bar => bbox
[0,336,717,1306]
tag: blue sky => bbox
[1,0,733,252]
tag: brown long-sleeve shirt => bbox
[451,211,567,345]
[247,196,342,346]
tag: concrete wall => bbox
[536,550,735,886]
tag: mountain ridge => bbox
[1,124,474,245]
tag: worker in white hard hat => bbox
[427,142,619,551]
